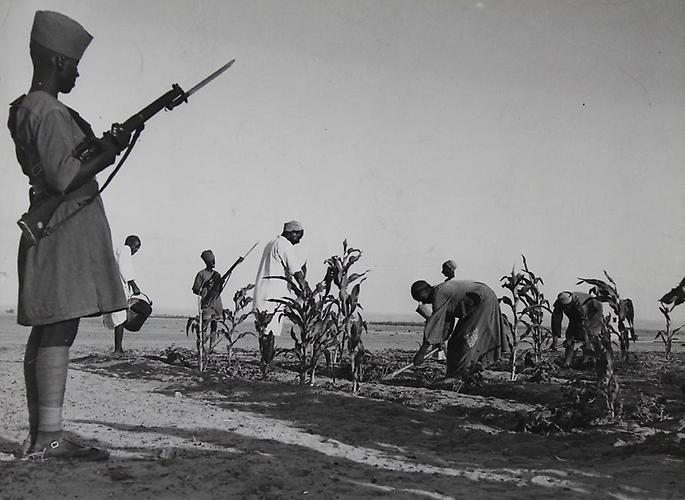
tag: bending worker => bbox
[410,279,511,377]
[551,291,604,366]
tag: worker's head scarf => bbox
[442,260,457,272]
[283,220,304,232]
[411,280,433,302]
[557,291,573,305]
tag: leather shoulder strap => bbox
[65,106,96,140]
[7,94,27,140]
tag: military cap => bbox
[31,11,92,61]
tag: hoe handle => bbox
[384,347,440,380]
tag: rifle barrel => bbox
[121,85,186,133]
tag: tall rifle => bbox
[201,241,259,309]
[17,59,235,246]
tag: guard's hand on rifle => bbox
[107,123,133,152]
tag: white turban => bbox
[283,220,304,232]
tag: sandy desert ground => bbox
[1,314,684,499]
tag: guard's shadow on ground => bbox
[1,420,599,500]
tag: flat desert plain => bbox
[1,314,684,499]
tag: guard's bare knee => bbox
[38,319,80,348]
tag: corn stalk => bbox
[518,257,552,362]
[269,275,337,385]
[347,315,367,393]
[323,240,368,385]
[499,255,550,381]
[221,284,255,365]
[253,309,279,378]
[577,271,633,357]
[655,303,683,359]
[576,272,625,419]
[186,295,231,371]
[594,315,622,420]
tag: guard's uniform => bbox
[11,91,126,326]
[193,268,224,321]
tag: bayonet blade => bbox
[185,59,235,99]
[243,240,259,259]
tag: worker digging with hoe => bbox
[410,277,512,381]
[551,291,605,367]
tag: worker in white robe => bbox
[253,220,305,336]
[103,235,141,353]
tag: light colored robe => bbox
[252,235,303,336]
[424,280,511,376]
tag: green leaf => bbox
[499,296,513,308]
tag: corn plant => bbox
[655,302,683,359]
[185,311,226,371]
[592,316,622,420]
[322,240,368,386]
[269,275,338,385]
[221,284,255,365]
[576,273,624,419]
[347,314,368,393]
[184,284,253,371]
[253,309,279,378]
[499,255,551,381]
[660,276,685,307]
[578,271,634,356]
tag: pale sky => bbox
[1,0,683,325]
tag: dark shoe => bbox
[26,439,109,462]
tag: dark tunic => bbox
[10,91,126,326]
[424,280,512,376]
[551,292,604,344]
